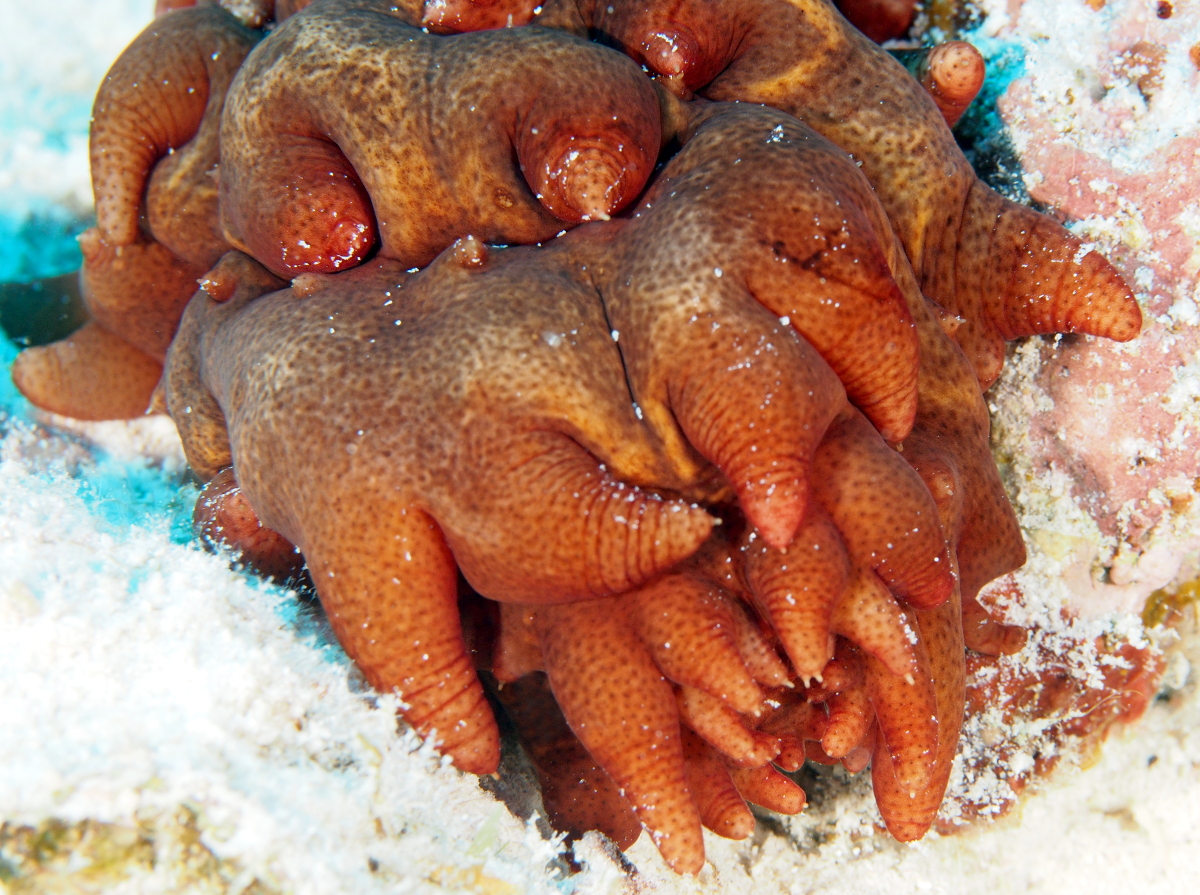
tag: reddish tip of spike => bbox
[921,41,986,127]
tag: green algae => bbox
[0,809,279,895]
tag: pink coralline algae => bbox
[993,0,1199,617]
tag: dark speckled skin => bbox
[168,244,718,603]
[536,242,1029,849]
[162,169,966,867]
[604,103,922,550]
[492,547,796,873]
[596,0,1142,387]
[838,168,1027,842]
[163,102,1006,870]
[163,240,718,776]
[12,5,260,422]
[10,0,1138,872]
[220,0,663,277]
[91,4,261,260]
[493,100,1029,863]
[436,0,1141,388]
[591,98,1030,853]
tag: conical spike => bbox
[90,5,259,246]
[950,183,1142,388]
[535,598,706,875]
[12,322,162,421]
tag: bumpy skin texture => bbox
[12,4,259,420]
[899,40,987,128]
[164,244,721,774]
[73,231,207,363]
[469,109,995,868]
[604,101,958,676]
[491,673,646,852]
[601,103,921,550]
[219,0,663,277]
[435,0,1142,389]
[171,91,1066,870]
[18,0,1149,874]
[492,552,798,874]
[488,455,956,869]
[162,105,969,864]
[9,321,165,421]
[746,151,1034,840]
[92,4,260,262]
[11,231,206,420]
[694,244,1029,845]
[477,100,1037,863]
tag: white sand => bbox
[0,0,146,214]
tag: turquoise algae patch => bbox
[953,34,1030,200]
[0,208,90,284]
[0,329,194,546]
[0,270,339,658]
[957,35,1029,131]
[0,68,95,282]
